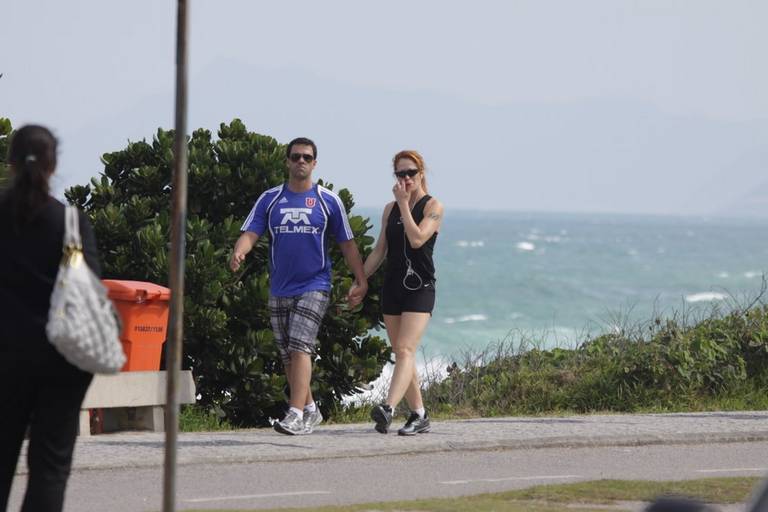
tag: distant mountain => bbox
[58,60,768,217]
[721,180,768,218]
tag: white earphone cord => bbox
[402,226,424,291]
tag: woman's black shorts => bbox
[381,279,436,315]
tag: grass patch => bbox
[185,476,761,512]
[508,477,759,504]
[179,405,233,432]
[325,403,373,424]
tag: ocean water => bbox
[356,209,768,359]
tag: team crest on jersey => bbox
[305,197,316,208]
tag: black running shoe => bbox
[398,411,431,436]
[370,403,393,434]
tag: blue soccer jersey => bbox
[241,183,354,297]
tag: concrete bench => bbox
[79,370,196,436]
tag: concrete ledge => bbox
[82,370,196,408]
[79,370,196,436]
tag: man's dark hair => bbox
[286,137,317,159]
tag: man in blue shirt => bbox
[230,137,367,435]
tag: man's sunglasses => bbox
[394,169,420,179]
[289,153,315,163]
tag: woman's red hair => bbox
[392,150,428,193]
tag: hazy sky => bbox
[1,1,766,215]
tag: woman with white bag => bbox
[0,125,104,512]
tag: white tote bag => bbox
[46,206,126,374]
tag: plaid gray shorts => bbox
[269,290,330,364]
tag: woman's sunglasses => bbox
[289,153,315,163]
[394,169,420,179]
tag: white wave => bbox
[444,314,488,324]
[456,240,485,248]
[716,272,729,278]
[627,248,638,256]
[744,271,762,279]
[458,314,488,322]
[344,357,452,406]
[516,241,535,252]
[685,292,727,303]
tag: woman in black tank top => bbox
[360,150,444,436]
[384,194,437,289]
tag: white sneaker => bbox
[303,409,323,434]
[273,410,305,435]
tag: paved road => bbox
[8,411,768,511]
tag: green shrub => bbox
[424,300,768,416]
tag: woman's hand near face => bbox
[392,179,409,204]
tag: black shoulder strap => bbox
[414,194,432,215]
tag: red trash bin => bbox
[102,280,171,371]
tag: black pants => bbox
[0,367,92,512]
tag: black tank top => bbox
[384,194,437,285]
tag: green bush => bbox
[65,119,390,426]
